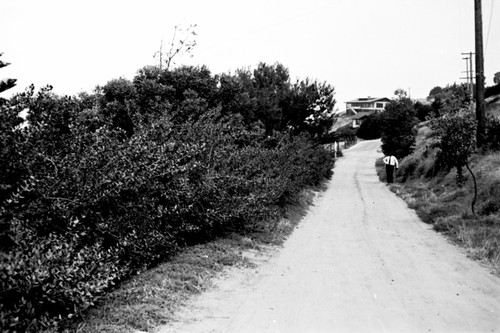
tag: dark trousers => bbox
[386,164,395,183]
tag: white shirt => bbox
[383,155,399,168]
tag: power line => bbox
[484,0,495,51]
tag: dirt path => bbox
[157,140,500,333]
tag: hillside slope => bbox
[386,122,500,274]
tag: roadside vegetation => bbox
[0,52,338,332]
[68,190,315,333]
[370,83,500,275]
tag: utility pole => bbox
[475,0,486,148]
[461,54,470,95]
[461,52,474,98]
[469,52,474,95]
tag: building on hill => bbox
[344,96,391,128]
[327,96,390,151]
[345,97,391,114]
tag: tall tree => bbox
[380,96,418,158]
[99,78,137,136]
[252,62,290,136]
[432,109,478,214]
[427,86,443,100]
[0,53,16,95]
[394,88,408,100]
[430,83,471,118]
[0,53,22,205]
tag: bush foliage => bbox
[0,62,336,332]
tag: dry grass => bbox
[69,237,255,333]
[377,127,500,276]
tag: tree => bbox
[302,82,336,140]
[0,53,17,95]
[163,65,217,108]
[252,62,290,136]
[224,64,337,140]
[380,96,418,158]
[430,83,471,118]
[0,53,23,205]
[394,88,408,100]
[99,78,137,136]
[427,86,443,100]
[0,79,16,94]
[217,73,253,121]
[432,109,478,214]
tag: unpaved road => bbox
[158,140,500,333]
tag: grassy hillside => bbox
[378,123,500,275]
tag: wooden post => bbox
[475,0,486,147]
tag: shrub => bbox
[1,103,335,332]
[0,227,122,332]
[1,57,340,331]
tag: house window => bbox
[376,102,384,108]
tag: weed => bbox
[456,224,500,268]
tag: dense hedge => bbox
[0,65,336,332]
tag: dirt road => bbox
[158,140,500,333]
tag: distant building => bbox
[345,97,391,114]
[344,97,391,128]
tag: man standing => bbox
[383,154,399,183]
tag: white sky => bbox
[1,0,499,110]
